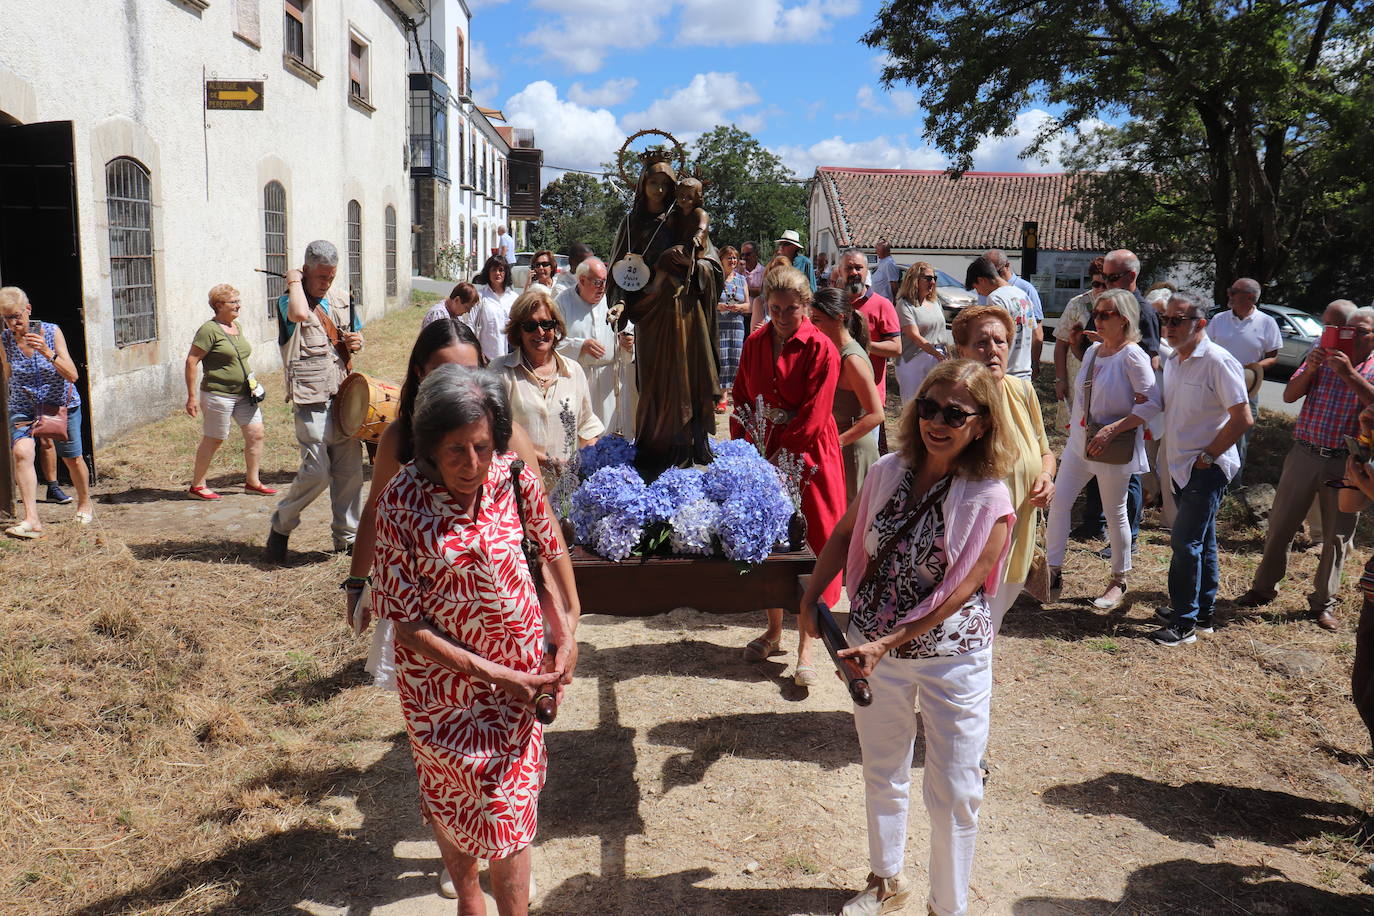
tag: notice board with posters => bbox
[1029,251,1104,318]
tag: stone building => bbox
[0,0,417,447]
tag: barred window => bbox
[106,158,157,346]
[264,181,287,316]
[347,199,363,311]
[384,204,397,296]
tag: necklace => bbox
[522,352,557,389]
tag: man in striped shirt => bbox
[1234,300,1373,630]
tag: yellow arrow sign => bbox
[206,80,265,111]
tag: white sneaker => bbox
[437,865,456,899]
[839,871,912,915]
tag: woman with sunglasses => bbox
[493,288,603,469]
[1045,288,1161,610]
[715,245,749,413]
[894,260,951,403]
[953,305,1056,633]
[470,255,520,359]
[524,249,559,292]
[800,359,1015,916]
[1053,256,1106,431]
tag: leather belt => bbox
[1296,438,1348,459]
[765,406,797,425]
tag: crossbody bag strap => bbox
[856,474,949,597]
[1081,347,1099,426]
[507,458,546,593]
[217,322,254,396]
[314,303,354,372]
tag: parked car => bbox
[933,268,976,319]
[1207,302,1321,373]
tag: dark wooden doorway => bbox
[0,119,93,513]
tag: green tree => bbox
[526,171,621,259]
[865,0,1374,303]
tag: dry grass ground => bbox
[3,302,1374,914]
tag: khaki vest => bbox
[281,294,350,405]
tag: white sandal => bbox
[5,520,43,540]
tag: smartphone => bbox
[1321,325,1357,358]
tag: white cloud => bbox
[774,135,946,177]
[850,85,919,118]
[677,0,860,45]
[524,0,665,73]
[568,77,639,107]
[620,72,761,138]
[502,80,626,180]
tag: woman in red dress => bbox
[372,364,572,916]
[732,265,845,686]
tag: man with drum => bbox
[263,240,365,563]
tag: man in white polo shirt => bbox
[1205,277,1281,481]
[1151,291,1253,646]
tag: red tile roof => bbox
[815,167,1111,252]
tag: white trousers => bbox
[1045,447,1135,578]
[852,636,991,916]
[987,579,1024,636]
[270,402,364,547]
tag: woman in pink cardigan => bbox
[801,358,1016,916]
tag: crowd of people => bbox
[9,222,1374,916]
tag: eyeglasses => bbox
[1089,280,1107,290]
[1092,309,1120,320]
[1104,271,1131,284]
[917,274,937,281]
[521,319,559,333]
[581,277,607,288]
[914,396,986,429]
[1161,315,1198,327]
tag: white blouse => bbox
[1069,342,1161,473]
[493,350,605,462]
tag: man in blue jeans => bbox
[1151,291,1253,646]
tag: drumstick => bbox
[255,267,287,278]
[815,600,873,706]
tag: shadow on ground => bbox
[535,867,837,915]
[1042,772,1363,847]
[1013,857,1374,915]
[129,537,332,567]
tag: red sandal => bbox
[189,485,221,500]
[245,482,278,495]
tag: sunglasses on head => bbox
[915,396,986,428]
[521,319,558,333]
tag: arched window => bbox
[106,157,157,346]
[347,199,362,310]
[264,181,288,316]
[384,205,397,296]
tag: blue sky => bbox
[466,0,1079,182]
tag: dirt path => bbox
[52,471,1374,916]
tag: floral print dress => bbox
[371,454,563,858]
[849,472,993,658]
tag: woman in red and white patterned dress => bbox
[372,364,573,916]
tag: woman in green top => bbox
[810,287,884,501]
[184,284,275,499]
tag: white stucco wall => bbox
[0,0,412,445]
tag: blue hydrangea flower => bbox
[701,454,780,503]
[669,499,720,555]
[710,437,761,460]
[569,465,651,543]
[592,513,643,562]
[578,435,637,478]
[644,467,706,523]
[716,485,793,564]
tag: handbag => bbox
[30,382,72,441]
[1024,544,1051,604]
[1081,348,1136,465]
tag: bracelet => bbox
[340,575,371,590]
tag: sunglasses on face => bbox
[1090,280,1107,289]
[1092,309,1120,320]
[915,396,986,429]
[534,261,552,269]
[917,274,937,281]
[521,319,558,333]
[1162,315,1198,328]
[1104,271,1131,284]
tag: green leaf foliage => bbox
[526,171,623,261]
[866,0,1374,305]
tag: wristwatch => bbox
[1197,452,1216,466]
